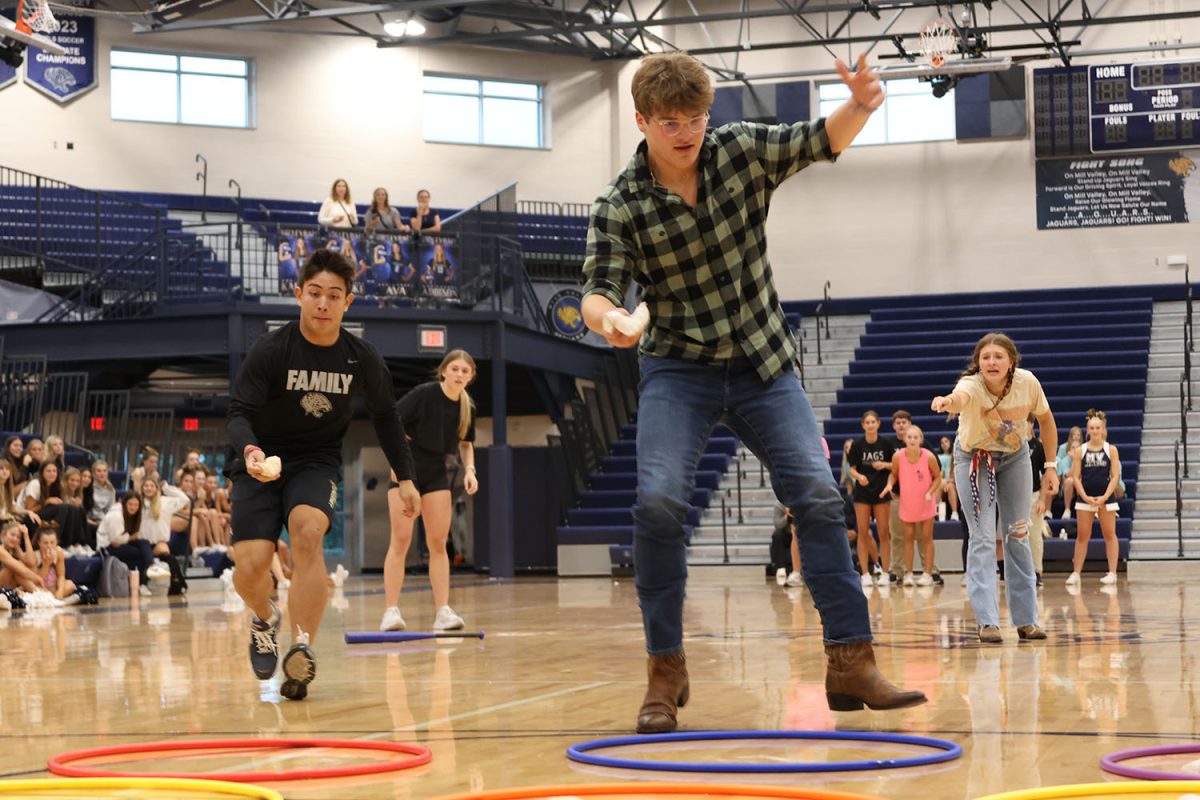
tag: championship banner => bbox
[275,228,459,302]
[23,11,95,103]
[1036,151,1199,230]
[0,11,18,91]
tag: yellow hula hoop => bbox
[976,781,1200,800]
[0,776,283,799]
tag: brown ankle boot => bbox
[636,650,689,734]
[824,641,927,711]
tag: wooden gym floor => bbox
[1,565,1198,799]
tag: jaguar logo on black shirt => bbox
[301,393,334,418]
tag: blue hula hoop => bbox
[566,730,963,774]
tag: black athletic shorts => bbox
[230,460,340,544]
[390,450,451,495]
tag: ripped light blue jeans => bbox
[954,440,1039,628]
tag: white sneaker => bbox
[860,573,873,587]
[917,573,934,587]
[433,605,464,631]
[380,606,406,632]
[1100,572,1117,585]
[146,561,170,580]
[1065,572,1081,586]
[1059,530,1068,540]
[775,568,788,585]
[902,572,916,587]
[785,571,803,588]
[874,572,888,586]
[950,510,959,521]
[1061,509,1071,519]
[0,592,10,611]
[139,584,152,596]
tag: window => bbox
[111,49,251,128]
[422,75,544,148]
[817,78,955,146]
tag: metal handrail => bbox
[1181,374,1189,479]
[814,303,825,365]
[822,280,832,339]
[1174,438,1184,559]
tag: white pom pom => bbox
[259,455,282,478]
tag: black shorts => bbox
[230,461,340,544]
[391,450,451,495]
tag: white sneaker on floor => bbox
[950,510,959,521]
[0,592,10,611]
[146,561,170,580]
[1065,572,1081,586]
[874,572,889,586]
[1100,572,1117,585]
[1061,509,1071,519]
[380,606,406,632]
[785,571,803,588]
[902,572,916,587]
[138,584,152,596]
[433,605,464,631]
[860,573,873,587]
[775,568,788,585]
[917,573,934,587]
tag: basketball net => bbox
[16,0,60,35]
[920,19,957,68]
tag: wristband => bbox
[1043,462,1057,470]
[244,445,263,459]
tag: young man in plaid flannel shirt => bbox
[582,52,927,733]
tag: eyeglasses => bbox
[651,113,709,137]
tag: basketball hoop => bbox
[0,0,66,56]
[920,19,957,68]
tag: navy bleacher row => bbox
[0,185,240,303]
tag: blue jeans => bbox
[953,442,1039,628]
[633,356,871,654]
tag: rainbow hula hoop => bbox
[434,783,884,799]
[566,730,962,773]
[48,737,431,782]
[0,776,282,798]
[1101,744,1200,781]
[976,781,1200,799]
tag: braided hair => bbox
[960,332,1020,414]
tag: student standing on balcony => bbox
[318,179,358,229]
[581,51,925,734]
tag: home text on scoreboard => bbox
[1089,60,1200,153]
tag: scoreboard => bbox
[1089,60,1200,153]
[1033,59,1200,157]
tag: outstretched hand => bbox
[835,54,885,111]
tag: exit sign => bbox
[419,325,447,353]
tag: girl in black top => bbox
[381,349,479,634]
[847,410,894,587]
[1066,409,1122,587]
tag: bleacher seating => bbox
[823,296,1151,572]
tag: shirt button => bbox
[707,245,720,256]
[716,273,731,286]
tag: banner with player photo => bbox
[274,227,459,302]
[1036,151,1199,230]
[23,11,96,103]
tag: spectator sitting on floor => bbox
[97,493,153,596]
[86,461,117,526]
[139,478,191,561]
[0,519,43,594]
[62,467,84,508]
[35,523,78,604]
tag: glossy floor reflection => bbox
[1,567,1198,799]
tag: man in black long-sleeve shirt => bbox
[227,249,421,700]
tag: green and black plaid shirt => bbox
[582,119,838,382]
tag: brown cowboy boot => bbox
[635,650,689,733]
[825,641,927,711]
